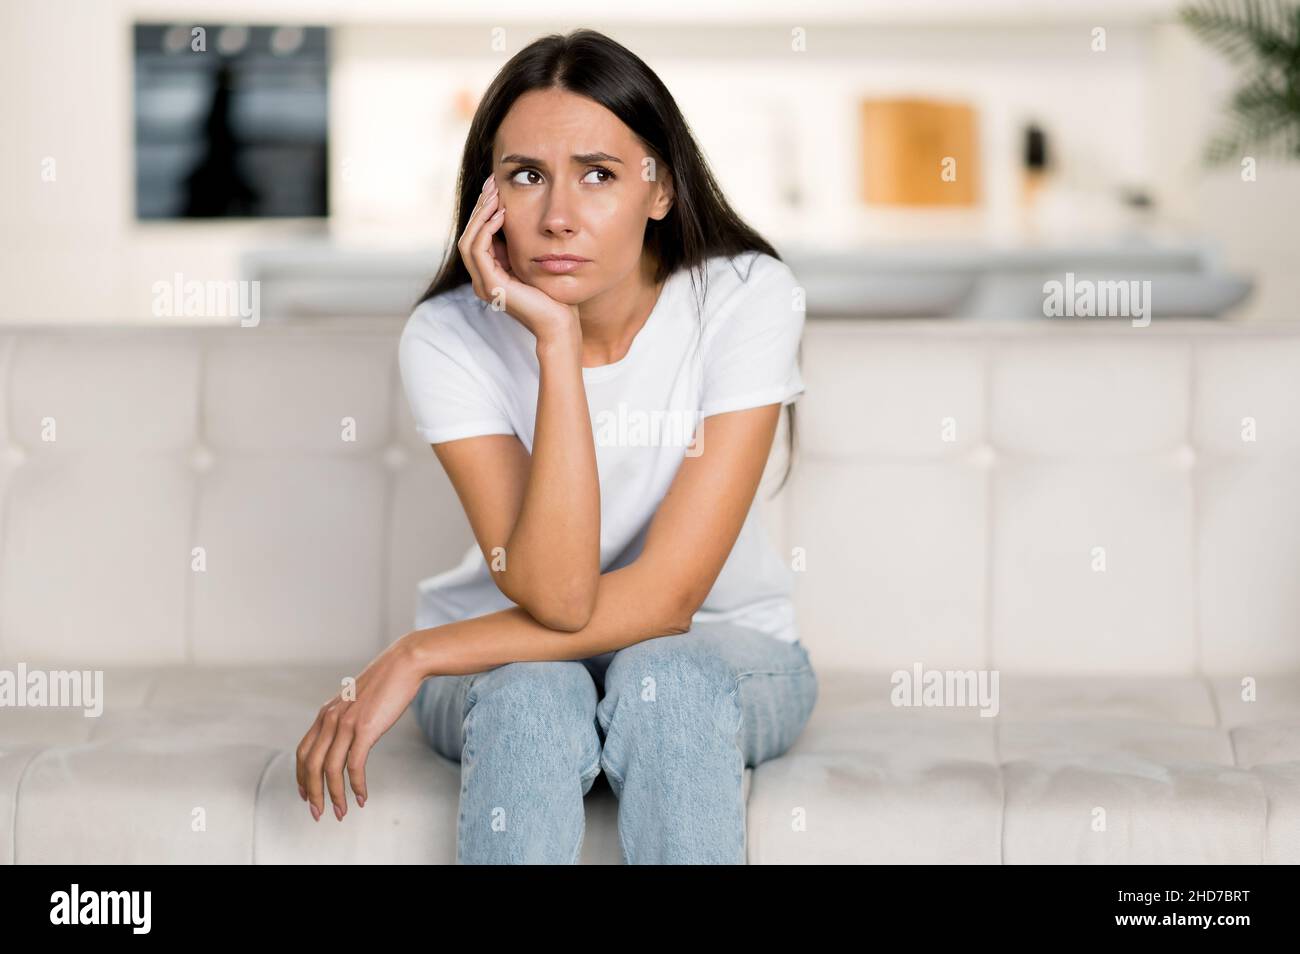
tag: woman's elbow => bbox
[525,581,598,633]
[529,603,594,633]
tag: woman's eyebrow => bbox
[499,152,624,166]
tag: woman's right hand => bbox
[459,172,579,343]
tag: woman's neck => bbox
[577,253,665,368]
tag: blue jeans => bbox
[411,619,818,864]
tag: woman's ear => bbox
[651,168,674,222]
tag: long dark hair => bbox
[413,28,798,494]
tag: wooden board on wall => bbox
[860,98,979,206]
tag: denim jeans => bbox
[411,619,818,864]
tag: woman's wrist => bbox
[401,625,450,679]
[534,317,582,360]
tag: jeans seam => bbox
[617,794,636,865]
[597,702,633,862]
[568,817,587,865]
[601,756,626,788]
[456,676,475,864]
[597,703,625,787]
[732,664,814,685]
[729,665,818,765]
[728,673,747,863]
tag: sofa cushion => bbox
[3,663,1297,863]
[746,668,1300,864]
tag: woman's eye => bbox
[508,167,614,186]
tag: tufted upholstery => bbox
[1,317,1298,863]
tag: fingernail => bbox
[298,785,306,801]
[482,174,492,192]
[334,803,344,821]
[310,803,320,822]
[357,795,366,808]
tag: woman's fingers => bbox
[346,740,370,809]
[303,704,341,821]
[458,173,503,301]
[303,700,374,820]
[295,713,324,801]
[458,193,490,297]
[323,716,356,820]
[471,195,509,307]
[467,186,505,294]
[492,228,513,276]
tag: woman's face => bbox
[491,87,674,302]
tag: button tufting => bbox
[968,443,996,468]
[383,445,408,470]
[189,445,215,472]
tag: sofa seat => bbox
[3,662,1297,864]
[0,663,697,864]
[750,668,1300,864]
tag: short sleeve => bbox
[398,301,516,444]
[699,254,806,419]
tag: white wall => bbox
[1,0,1295,324]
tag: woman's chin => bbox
[529,270,587,301]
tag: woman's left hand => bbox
[295,632,427,822]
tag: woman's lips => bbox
[534,258,588,274]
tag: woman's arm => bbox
[509,321,601,626]
[411,403,784,676]
[410,557,690,678]
[430,320,599,632]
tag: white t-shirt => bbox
[397,250,806,644]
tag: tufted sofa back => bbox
[1,319,1297,677]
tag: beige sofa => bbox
[1,317,1298,863]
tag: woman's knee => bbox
[463,660,601,768]
[467,659,595,712]
[599,638,740,753]
[603,637,735,706]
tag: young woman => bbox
[295,28,818,864]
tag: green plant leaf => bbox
[1180,0,1300,166]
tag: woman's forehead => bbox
[498,91,628,144]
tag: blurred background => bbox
[1,0,1297,324]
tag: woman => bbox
[295,28,818,864]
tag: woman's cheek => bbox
[587,196,637,241]
[588,191,623,222]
